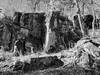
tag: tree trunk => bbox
[82,3,85,16]
[44,0,54,52]
[92,10,95,37]
[75,0,84,36]
[91,0,95,37]
[44,15,52,52]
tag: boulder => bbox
[30,56,64,71]
[22,62,31,72]
[75,38,100,70]
[75,38,100,58]
[76,51,94,70]
[13,61,24,71]
[82,42,100,57]
[13,56,64,72]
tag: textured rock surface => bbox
[0,38,100,75]
[74,38,100,70]
[12,56,64,72]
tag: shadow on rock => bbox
[12,56,64,72]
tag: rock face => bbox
[13,56,64,72]
[74,38,100,70]
[13,61,24,71]
[12,38,100,73]
[76,51,94,69]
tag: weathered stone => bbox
[30,56,64,70]
[75,38,100,70]
[13,61,24,71]
[13,56,64,72]
[82,42,100,57]
[22,62,31,72]
[77,51,95,70]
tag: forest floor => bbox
[0,30,100,75]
